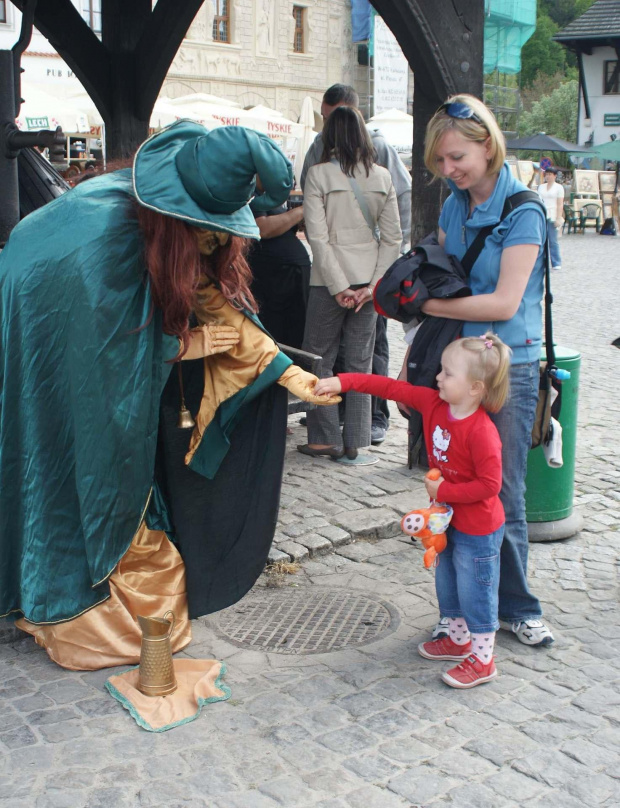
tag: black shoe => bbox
[371,425,386,445]
[299,416,307,426]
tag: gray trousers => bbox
[303,286,377,449]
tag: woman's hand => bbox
[181,325,240,360]
[335,289,356,308]
[425,474,444,500]
[314,376,342,397]
[351,285,374,313]
[278,366,341,405]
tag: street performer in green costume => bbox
[0,121,338,670]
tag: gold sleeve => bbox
[185,283,280,463]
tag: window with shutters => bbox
[213,0,230,43]
[604,60,619,95]
[293,6,305,53]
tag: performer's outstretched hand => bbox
[182,324,240,360]
[278,366,341,405]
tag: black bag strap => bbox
[458,190,555,369]
[460,190,541,275]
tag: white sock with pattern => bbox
[470,632,495,663]
[448,618,470,646]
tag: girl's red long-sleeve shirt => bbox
[339,374,505,535]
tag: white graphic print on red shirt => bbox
[432,424,451,464]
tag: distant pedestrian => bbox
[538,167,564,270]
[316,332,512,689]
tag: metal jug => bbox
[137,610,177,697]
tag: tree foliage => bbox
[519,79,579,142]
[520,0,596,88]
[521,12,567,88]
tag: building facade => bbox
[554,0,620,147]
[165,0,359,125]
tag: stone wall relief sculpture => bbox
[328,14,342,49]
[256,0,276,57]
[204,51,241,77]
[171,47,200,76]
[231,0,243,45]
[306,3,317,57]
[187,2,214,43]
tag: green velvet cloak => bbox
[0,170,291,624]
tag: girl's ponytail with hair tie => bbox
[479,334,494,349]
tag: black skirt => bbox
[153,358,287,619]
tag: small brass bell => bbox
[177,363,195,429]
[177,405,196,430]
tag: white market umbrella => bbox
[367,108,413,155]
[16,84,103,134]
[162,92,241,108]
[294,95,317,185]
[245,105,304,138]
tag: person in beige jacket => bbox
[299,106,401,462]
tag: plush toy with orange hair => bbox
[401,469,453,569]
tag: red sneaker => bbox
[442,655,497,688]
[418,636,472,661]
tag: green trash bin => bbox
[526,347,583,540]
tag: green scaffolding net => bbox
[484,0,537,74]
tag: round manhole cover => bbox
[217,589,398,654]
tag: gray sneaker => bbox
[431,616,450,640]
[499,619,554,646]
[371,424,386,445]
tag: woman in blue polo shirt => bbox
[419,94,554,648]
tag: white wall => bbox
[1,0,84,94]
[578,45,620,146]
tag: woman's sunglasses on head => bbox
[438,102,485,128]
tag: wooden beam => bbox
[135,0,205,119]
[369,0,484,100]
[368,1,485,240]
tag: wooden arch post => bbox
[369,0,484,241]
[12,0,204,161]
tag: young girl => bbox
[315,332,512,689]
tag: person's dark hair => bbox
[544,167,558,175]
[323,84,359,108]
[320,106,376,177]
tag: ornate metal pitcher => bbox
[137,611,177,697]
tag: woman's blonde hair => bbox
[444,332,512,413]
[424,94,506,179]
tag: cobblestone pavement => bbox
[1,232,619,808]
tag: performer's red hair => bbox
[136,205,256,358]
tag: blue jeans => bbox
[435,525,504,634]
[547,220,561,268]
[489,360,543,623]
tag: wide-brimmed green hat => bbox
[133,119,293,239]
